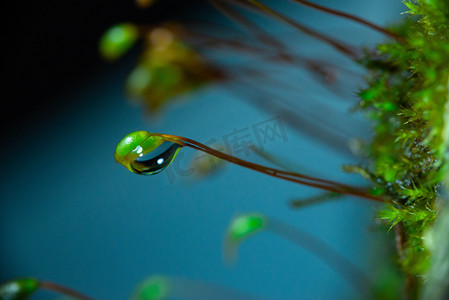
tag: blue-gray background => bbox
[1,1,403,299]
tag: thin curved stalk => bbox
[208,0,357,88]
[289,0,404,42]
[290,191,343,209]
[138,23,361,85]
[267,218,374,295]
[222,77,364,160]
[153,133,385,202]
[230,0,359,58]
[181,29,270,55]
[40,281,94,300]
[209,0,290,56]
[249,145,309,173]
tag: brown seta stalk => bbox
[153,133,386,202]
[224,0,360,58]
[289,0,405,43]
[40,281,94,300]
[267,218,373,295]
[208,0,290,56]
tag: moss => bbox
[353,0,449,293]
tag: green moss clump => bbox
[354,0,448,294]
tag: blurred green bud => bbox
[0,278,40,300]
[127,66,153,96]
[227,213,266,243]
[99,23,138,61]
[132,275,171,300]
[124,26,222,112]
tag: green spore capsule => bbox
[0,278,40,300]
[227,213,266,244]
[99,23,138,61]
[132,276,171,300]
[115,131,181,175]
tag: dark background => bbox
[4,0,204,135]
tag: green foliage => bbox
[372,260,404,300]
[378,204,436,231]
[353,0,449,287]
[422,199,449,299]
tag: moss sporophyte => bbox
[355,1,448,296]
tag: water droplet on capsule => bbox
[131,141,182,175]
[115,131,182,175]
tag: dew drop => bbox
[130,142,182,175]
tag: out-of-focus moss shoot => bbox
[136,0,156,9]
[224,213,266,262]
[125,26,222,112]
[0,278,40,300]
[150,27,174,50]
[132,276,171,300]
[99,23,138,61]
[228,213,266,244]
[115,131,181,175]
[127,65,153,96]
